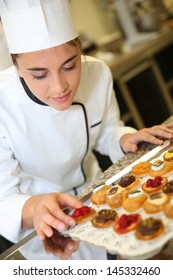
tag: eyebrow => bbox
[27,54,78,71]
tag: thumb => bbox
[123,142,138,153]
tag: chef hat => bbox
[0,0,78,54]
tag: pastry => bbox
[163,148,173,162]
[91,185,111,205]
[141,176,167,194]
[135,217,164,240]
[163,197,173,219]
[106,185,128,208]
[163,179,173,196]
[143,192,169,214]
[71,205,96,224]
[122,190,147,212]
[114,213,141,234]
[149,160,173,177]
[131,161,152,177]
[91,209,117,228]
[117,174,141,192]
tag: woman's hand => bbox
[42,230,80,259]
[22,192,82,258]
[31,193,82,240]
[120,123,173,153]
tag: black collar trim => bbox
[20,77,48,106]
[72,102,89,183]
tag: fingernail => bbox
[69,220,75,226]
[57,224,66,232]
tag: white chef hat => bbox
[0,0,78,54]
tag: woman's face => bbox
[16,42,81,110]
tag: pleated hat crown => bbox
[0,0,78,53]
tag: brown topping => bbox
[149,192,162,200]
[130,190,141,195]
[95,209,117,223]
[128,190,142,198]
[137,218,162,236]
[107,187,118,195]
[163,180,173,194]
[118,175,135,188]
[152,160,164,167]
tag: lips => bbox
[51,92,71,103]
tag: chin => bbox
[51,102,72,111]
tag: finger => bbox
[60,241,80,260]
[140,133,163,145]
[122,142,138,153]
[42,231,80,259]
[36,221,54,239]
[42,235,66,256]
[42,237,70,259]
[145,126,173,138]
[165,122,173,129]
[42,237,56,255]
[40,211,72,232]
[131,130,163,145]
[58,193,83,209]
[52,240,80,260]
[36,227,46,241]
[65,240,80,253]
[151,129,173,137]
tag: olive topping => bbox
[163,180,173,194]
[137,218,161,236]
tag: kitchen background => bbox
[0,0,173,256]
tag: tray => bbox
[63,140,173,259]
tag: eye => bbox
[63,63,76,72]
[32,73,47,80]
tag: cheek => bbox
[71,69,81,89]
[24,77,49,99]
[32,83,49,98]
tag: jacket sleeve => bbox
[93,64,137,163]
[0,124,31,242]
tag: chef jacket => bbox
[0,55,136,248]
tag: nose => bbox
[52,73,68,93]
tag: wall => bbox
[70,0,120,44]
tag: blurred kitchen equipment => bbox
[114,0,158,47]
[134,0,162,32]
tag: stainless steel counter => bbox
[0,115,173,260]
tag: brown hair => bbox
[11,37,81,66]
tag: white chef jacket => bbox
[0,55,136,259]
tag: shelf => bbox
[108,29,173,128]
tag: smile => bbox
[51,92,71,103]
